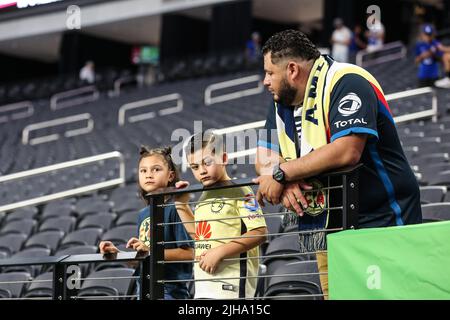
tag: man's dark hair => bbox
[262,29,321,64]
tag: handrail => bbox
[0,151,125,213]
[356,41,407,67]
[110,75,137,97]
[22,113,94,145]
[118,93,183,126]
[385,87,438,123]
[0,101,34,123]
[50,86,99,111]
[204,74,264,106]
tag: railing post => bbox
[140,255,151,300]
[341,167,360,230]
[53,262,66,300]
[149,195,165,300]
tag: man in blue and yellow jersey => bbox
[254,30,422,298]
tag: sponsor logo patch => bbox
[338,92,362,116]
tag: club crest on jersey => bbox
[210,198,225,213]
[338,92,362,116]
[304,180,327,217]
[243,193,259,212]
[139,217,151,246]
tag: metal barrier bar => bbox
[111,75,137,97]
[145,165,360,300]
[118,93,183,126]
[0,101,34,123]
[159,251,327,265]
[159,272,329,284]
[21,113,94,145]
[158,206,344,227]
[50,86,99,111]
[204,74,264,106]
[356,41,406,67]
[157,228,344,246]
[0,151,125,212]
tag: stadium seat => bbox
[0,272,32,298]
[23,272,53,298]
[0,218,37,236]
[3,248,51,277]
[23,230,65,253]
[263,234,303,265]
[421,203,450,222]
[59,228,103,250]
[77,268,135,300]
[0,233,28,256]
[77,213,117,231]
[420,186,447,204]
[101,226,136,246]
[264,261,322,300]
[4,207,38,223]
[41,204,74,222]
[39,216,77,234]
[115,211,138,227]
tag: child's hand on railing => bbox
[99,241,120,254]
[126,237,150,253]
[174,180,191,204]
[198,247,225,275]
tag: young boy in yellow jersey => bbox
[174,131,267,299]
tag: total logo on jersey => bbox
[334,118,367,128]
[338,92,362,116]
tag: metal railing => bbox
[384,87,438,123]
[21,113,94,145]
[118,93,183,126]
[204,74,264,106]
[0,101,34,123]
[145,166,361,300]
[356,41,407,67]
[0,151,125,213]
[50,86,100,111]
[0,166,360,300]
[110,75,137,97]
[0,252,148,300]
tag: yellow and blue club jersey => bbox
[193,186,266,299]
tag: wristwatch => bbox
[272,164,286,184]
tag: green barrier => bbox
[328,221,450,300]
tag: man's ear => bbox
[286,61,300,82]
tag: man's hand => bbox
[281,181,313,216]
[198,247,225,275]
[126,237,149,253]
[253,175,285,207]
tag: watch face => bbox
[274,169,284,181]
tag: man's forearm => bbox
[281,135,365,182]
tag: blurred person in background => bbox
[79,61,95,85]
[415,24,442,87]
[245,31,262,66]
[330,18,352,63]
[349,24,367,63]
[366,17,385,52]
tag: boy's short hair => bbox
[184,131,225,159]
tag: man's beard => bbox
[275,78,298,106]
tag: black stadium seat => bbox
[78,268,136,300]
[0,272,32,298]
[421,203,450,222]
[59,228,103,250]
